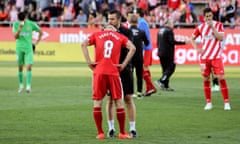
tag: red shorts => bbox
[143,49,152,66]
[92,73,123,100]
[200,58,225,77]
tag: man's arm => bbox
[14,21,24,39]
[81,39,95,70]
[34,29,43,45]
[142,31,149,46]
[120,40,136,71]
[208,21,224,41]
[211,26,224,41]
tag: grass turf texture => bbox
[0,62,239,144]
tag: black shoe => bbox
[154,80,165,90]
[107,129,115,138]
[130,130,138,138]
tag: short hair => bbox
[126,10,133,17]
[203,7,212,16]
[108,10,122,19]
[18,12,26,21]
[136,8,144,17]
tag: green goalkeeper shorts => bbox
[16,48,34,65]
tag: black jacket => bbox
[129,25,149,62]
[118,25,133,64]
[157,26,185,59]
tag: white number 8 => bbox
[104,40,114,58]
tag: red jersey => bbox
[88,30,129,76]
[192,21,224,60]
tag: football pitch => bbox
[0,62,239,144]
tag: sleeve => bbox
[192,27,200,40]
[142,31,149,46]
[87,33,95,45]
[157,31,160,48]
[218,22,224,33]
[168,30,175,46]
[31,21,41,32]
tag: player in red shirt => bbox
[81,25,136,139]
[191,7,231,111]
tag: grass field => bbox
[0,62,239,144]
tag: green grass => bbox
[0,62,240,144]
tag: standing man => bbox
[13,11,43,93]
[129,14,149,97]
[190,7,231,110]
[136,8,157,96]
[106,10,138,138]
[155,20,186,91]
[81,25,136,139]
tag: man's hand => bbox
[19,21,24,28]
[206,20,213,28]
[88,62,97,71]
[115,64,125,72]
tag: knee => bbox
[124,95,133,105]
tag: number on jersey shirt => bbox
[104,40,114,58]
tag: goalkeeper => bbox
[13,11,43,93]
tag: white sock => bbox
[129,121,136,131]
[108,120,115,130]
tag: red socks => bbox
[93,107,104,134]
[204,80,211,103]
[143,70,155,91]
[116,108,126,134]
[219,79,229,103]
[204,79,230,103]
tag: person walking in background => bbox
[81,25,136,139]
[129,14,149,98]
[106,10,138,138]
[13,11,43,93]
[190,7,231,110]
[136,8,157,96]
[155,19,187,91]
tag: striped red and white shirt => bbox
[192,21,224,60]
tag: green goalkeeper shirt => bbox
[12,19,41,50]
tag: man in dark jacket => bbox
[155,20,187,91]
[129,14,149,98]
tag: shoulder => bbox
[119,26,132,37]
[26,20,34,24]
[13,21,18,26]
[116,31,128,39]
[214,21,223,26]
[119,26,131,33]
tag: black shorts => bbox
[120,66,134,96]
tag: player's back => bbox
[89,30,128,75]
[130,26,148,61]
